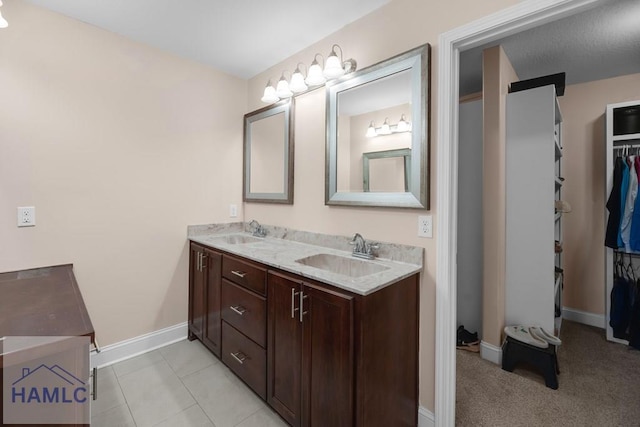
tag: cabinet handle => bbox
[231,270,247,278]
[201,255,207,271]
[91,367,97,401]
[299,291,308,323]
[291,288,300,319]
[230,351,246,364]
[230,305,246,316]
[197,253,202,271]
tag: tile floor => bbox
[91,339,287,427]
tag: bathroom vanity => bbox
[188,224,422,427]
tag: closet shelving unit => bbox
[505,84,563,335]
[605,100,640,345]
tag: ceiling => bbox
[24,0,390,79]
[460,0,640,96]
[20,0,640,88]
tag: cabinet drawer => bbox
[222,321,266,400]
[222,255,266,296]
[221,280,266,348]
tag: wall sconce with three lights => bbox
[366,114,412,137]
[261,44,356,104]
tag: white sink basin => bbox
[295,253,389,278]
[216,234,264,244]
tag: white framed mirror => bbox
[325,44,430,208]
[243,100,294,204]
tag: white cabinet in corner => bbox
[505,84,562,333]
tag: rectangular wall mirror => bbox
[243,100,294,203]
[326,44,430,208]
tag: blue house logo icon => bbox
[11,364,88,404]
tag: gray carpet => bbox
[456,320,640,426]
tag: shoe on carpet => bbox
[504,325,548,348]
[457,325,479,346]
[529,326,562,346]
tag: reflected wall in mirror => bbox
[363,148,411,192]
[243,100,294,203]
[326,44,430,208]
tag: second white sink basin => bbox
[295,253,389,278]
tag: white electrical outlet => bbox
[418,215,432,238]
[17,206,36,227]
[229,204,238,218]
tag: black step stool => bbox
[501,336,560,389]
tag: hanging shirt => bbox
[621,156,638,252]
[618,159,631,248]
[606,157,624,248]
[630,157,640,252]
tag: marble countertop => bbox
[188,223,423,296]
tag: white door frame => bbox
[435,0,603,425]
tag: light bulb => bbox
[366,122,377,138]
[323,48,344,79]
[379,118,391,135]
[289,68,308,93]
[261,80,279,104]
[396,114,410,132]
[305,59,326,86]
[275,75,293,99]
[0,10,8,29]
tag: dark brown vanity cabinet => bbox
[189,241,419,427]
[268,271,354,427]
[221,254,268,399]
[188,242,222,357]
[267,270,419,427]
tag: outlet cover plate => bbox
[17,206,36,227]
[418,215,432,238]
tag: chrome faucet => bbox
[350,233,379,260]
[248,220,267,237]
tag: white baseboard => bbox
[562,307,605,329]
[418,406,435,427]
[90,322,188,368]
[480,340,502,365]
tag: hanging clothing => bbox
[630,157,640,251]
[606,156,624,248]
[618,159,631,248]
[621,156,638,252]
[629,280,640,350]
[610,274,632,339]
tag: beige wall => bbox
[560,73,640,314]
[0,1,247,345]
[245,0,518,411]
[481,46,518,347]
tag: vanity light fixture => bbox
[366,115,412,137]
[0,1,8,29]
[396,114,410,132]
[366,121,377,138]
[305,54,326,86]
[261,79,279,104]
[275,72,293,99]
[379,118,392,135]
[289,63,308,93]
[260,45,357,104]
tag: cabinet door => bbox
[203,249,222,356]
[301,283,354,427]
[267,272,302,427]
[188,244,205,340]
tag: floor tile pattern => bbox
[91,340,287,427]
